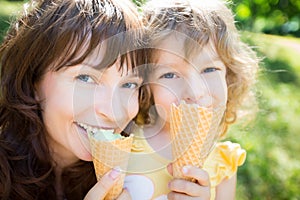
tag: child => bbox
[0,0,146,199]
[124,0,259,199]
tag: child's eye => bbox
[203,67,219,73]
[122,82,139,89]
[76,74,95,83]
[160,72,178,79]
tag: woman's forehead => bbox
[80,42,107,67]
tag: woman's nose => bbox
[93,85,123,122]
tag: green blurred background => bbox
[1,0,299,199]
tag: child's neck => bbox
[144,116,172,159]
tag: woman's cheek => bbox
[127,91,140,119]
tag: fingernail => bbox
[182,166,189,174]
[110,167,121,180]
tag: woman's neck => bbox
[47,135,78,169]
[55,167,65,200]
[49,142,77,199]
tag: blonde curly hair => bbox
[136,0,259,137]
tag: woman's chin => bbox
[79,151,93,162]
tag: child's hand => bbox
[167,164,211,200]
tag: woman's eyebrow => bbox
[80,62,97,69]
[124,73,141,78]
[152,61,179,69]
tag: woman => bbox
[0,0,146,199]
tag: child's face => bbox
[35,49,143,166]
[149,35,227,123]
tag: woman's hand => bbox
[84,168,131,200]
[167,164,211,200]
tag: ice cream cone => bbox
[89,133,133,200]
[170,101,225,180]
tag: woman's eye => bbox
[122,82,138,89]
[76,74,95,83]
[160,73,177,79]
[203,67,218,73]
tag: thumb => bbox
[167,163,173,176]
[84,167,121,200]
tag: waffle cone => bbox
[89,134,133,200]
[170,101,225,180]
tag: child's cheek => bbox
[152,85,178,123]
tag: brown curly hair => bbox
[0,0,145,199]
[137,0,259,137]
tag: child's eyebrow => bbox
[207,59,225,66]
[154,62,178,67]
[190,56,225,67]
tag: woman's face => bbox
[35,49,143,167]
[149,34,227,125]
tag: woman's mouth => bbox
[76,122,115,135]
[76,122,126,141]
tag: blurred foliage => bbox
[1,0,300,199]
[227,32,300,199]
[1,0,300,37]
[0,0,24,42]
[132,0,147,7]
[232,0,300,37]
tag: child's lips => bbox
[176,100,214,109]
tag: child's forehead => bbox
[152,51,223,71]
[152,34,221,67]
[151,32,188,52]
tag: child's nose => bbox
[182,75,207,104]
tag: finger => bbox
[117,188,131,200]
[168,179,207,197]
[181,166,210,186]
[167,163,173,176]
[84,168,121,200]
[167,191,195,200]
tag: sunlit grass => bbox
[0,1,23,16]
[229,32,300,199]
[250,33,300,72]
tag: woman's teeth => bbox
[77,122,114,135]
